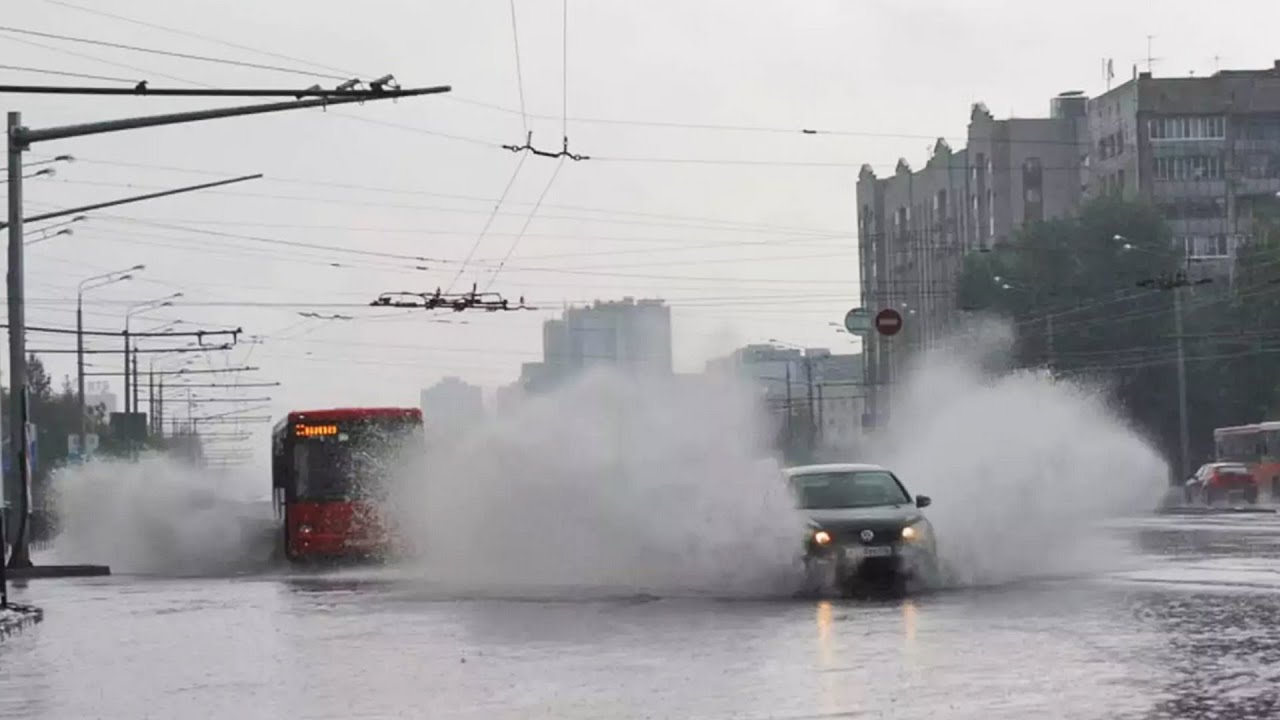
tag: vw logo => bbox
[860,529,875,543]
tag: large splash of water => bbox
[50,455,276,576]
[387,369,807,595]
[43,319,1168,592]
[874,320,1169,586]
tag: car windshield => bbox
[790,470,912,509]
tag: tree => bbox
[956,197,1280,477]
[2,355,111,540]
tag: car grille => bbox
[824,527,898,545]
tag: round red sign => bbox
[874,308,903,337]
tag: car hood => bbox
[804,505,924,533]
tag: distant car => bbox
[785,463,937,593]
[1185,462,1258,505]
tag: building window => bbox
[1159,199,1226,220]
[1154,154,1224,180]
[1182,235,1231,258]
[1149,116,1226,141]
[1245,153,1280,179]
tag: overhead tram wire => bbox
[0,34,213,87]
[509,0,529,135]
[14,14,1087,154]
[43,0,370,79]
[444,153,528,293]
[51,155,853,237]
[484,158,565,292]
[0,25,349,81]
[562,0,569,142]
[23,5,1073,151]
[0,64,137,83]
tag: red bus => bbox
[1214,422,1280,502]
[271,407,423,561]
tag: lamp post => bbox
[123,293,181,415]
[1117,233,1193,479]
[77,265,143,458]
[149,350,194,438]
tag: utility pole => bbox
[5,112,29,568]
[156,378,163,440]
[122,327,130,414]
[1046,315,1056,369]
[804,353,816,459]
[147,365,154,435]
[132,352,139,424]
[1174,286,1191,479]
[784,362,793,458]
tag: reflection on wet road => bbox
[3,514,1280,719]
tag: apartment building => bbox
[855,93,1088,421]
[1089,61,1280,276]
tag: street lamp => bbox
[24,227,73,247]
[23,215,86,247]
[148,349,197,437]
[77,264,144,456]
[124,292,182,414]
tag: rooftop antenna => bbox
[1145,35,1159,75]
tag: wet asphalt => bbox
[2,512,1279,720]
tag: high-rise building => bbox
[517,297,672,392]
[420,377,485,433]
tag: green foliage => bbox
[955,198,1280,473]
[1,355,110,511]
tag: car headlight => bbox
[812,530,832,546]
[901,521,930,543]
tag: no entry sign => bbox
[874,308,903,337]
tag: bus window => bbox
[1266,430,1280,461]
[1217,431,1261,464]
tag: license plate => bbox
[846,545,893,561]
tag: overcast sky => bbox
[4,0,1280,458]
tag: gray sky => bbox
[4,0,1280,455]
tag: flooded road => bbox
[2,513,1279,720]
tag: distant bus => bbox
[271,407,423,561]
[1213,422,1280,499]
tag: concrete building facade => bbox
[856,93,1089,422]
[510,298,673,397]
[1088,62,1280,278]
[420,376,486,436]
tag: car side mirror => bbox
[916,495,932,508]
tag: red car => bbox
[1184,462,1258,505]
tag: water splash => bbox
[876,319,1168,586]
[49,455,276,576]
[387,369,807,596]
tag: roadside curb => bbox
[0,603,44,640]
